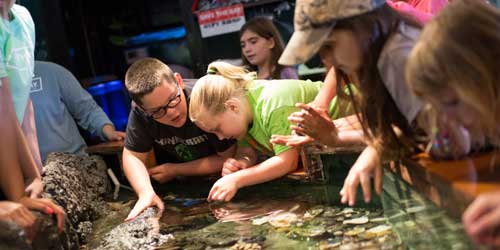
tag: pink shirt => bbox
[387,0,448,24]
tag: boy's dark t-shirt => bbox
[125,91,235,164]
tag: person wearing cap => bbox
[272,0,471,206]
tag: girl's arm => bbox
[312,67,337,109]
[207,148,298,201]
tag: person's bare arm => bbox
[21,99,43,171]
[148,144,237,183]
[232,148,298,188]
[312,67,337,109]
[123,148,155,198]
[208,148,299,201]
[0,78,28,201]
[20,99,43,198]
[123,147,164,221]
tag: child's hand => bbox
[270,134,313,147]
[288,103,339,147]
[462,190,500,246]
[125,191,164,221]
[19,197,66,234]
[207,175,239,202]
[148,164,177,183]
[0,201,37,241]
[222,158,245,176]
[102,124,126,141]
[25,177,43,198]
[340,146,382,206]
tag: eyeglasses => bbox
[141,83,182,119]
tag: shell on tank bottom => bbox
[343,216,369,225]
[268,212,299,228]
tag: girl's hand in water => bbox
[208,175,239,202]
[288,103,339,147]
[340,146,382,206]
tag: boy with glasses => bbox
[123,58,236,221]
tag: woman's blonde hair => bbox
[406,0,500,139]
[189,61,256,122]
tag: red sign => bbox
[197,4,246,38]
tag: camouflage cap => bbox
[279,0,386,65]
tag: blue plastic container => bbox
[87,80,130,131]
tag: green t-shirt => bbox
[0,5,35,123]
[240,80,352,156]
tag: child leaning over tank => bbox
[189,61,353,202]
[405,0,500,246]
[122,58,236,221]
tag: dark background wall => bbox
[20,0,296,83]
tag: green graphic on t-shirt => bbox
[175,144,197,161]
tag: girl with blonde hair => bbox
[406,0,500,246]
[189,61,350,201]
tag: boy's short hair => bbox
[125,58,176,105]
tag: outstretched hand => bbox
[207,175,239,202]
[340,146,382,206]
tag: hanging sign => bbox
[197,4,246,38]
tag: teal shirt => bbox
[0,4,35,123]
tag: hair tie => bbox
[207,68,217,75]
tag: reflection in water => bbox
[383,169,486,250]
[83,158,486,250]
[151,180,402,249]
[209,198,310,223]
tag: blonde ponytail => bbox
[189,62,255,122]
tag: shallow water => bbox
[85,176,403,249]
[84,153,478,249]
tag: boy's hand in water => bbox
[340,146,382,206]
[126,191,164,221]
[222,158,245,176]
[288,103,339,147]
[208,175,239,202]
